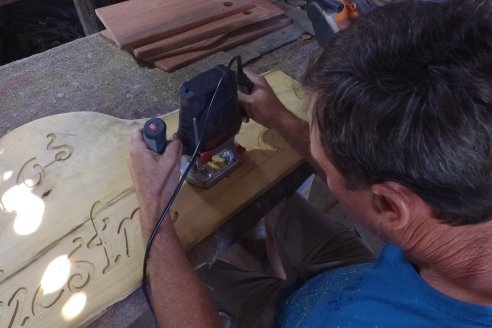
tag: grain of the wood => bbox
[95,0,255,49]
[133,0,284,60]
[153,16,292,72]
[147,34,226,60]
[0,70,307,328]
[133,6,270,60]
[252,0,285,16]
[142,2,287,61]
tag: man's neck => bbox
[402,218,492,306]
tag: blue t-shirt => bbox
[279,245,492,327]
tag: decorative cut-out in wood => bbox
[0,71,307,327]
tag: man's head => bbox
[303,0,492,227]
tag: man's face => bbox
[309,117,380,235]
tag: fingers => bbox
[238,70,264,101]
[238,90,250,103]
[159,138,182,166]
[243,69,265,85]
[130,128,181,157]
[130,128,147,150]
[129,128,182,173]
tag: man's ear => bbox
[370,182,414,231]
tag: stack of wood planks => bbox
[96,0,291,72]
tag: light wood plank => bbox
[0,70,307,327]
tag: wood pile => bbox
[96,0,291,72]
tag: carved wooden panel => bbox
[0,70,307,327]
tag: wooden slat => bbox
[252,0,284,15]
[0,70,307,327]
[153,16,292,72]
[133,6,270,59]
[99,29,116,44]
[95,0,255,49]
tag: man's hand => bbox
[238,70,289,130]
[239,69,326,180]
[127,129,221,328]
[127,129,182,238]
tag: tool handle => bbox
[237,70,254,95]
[143,118,167,154]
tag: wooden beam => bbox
[73,0,100,36]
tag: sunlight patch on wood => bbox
[41,255,71,295]
[61,292,87,321]
[1,184,45,235]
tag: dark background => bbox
[0,0,121,65]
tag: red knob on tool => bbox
[198,151,213,166]
[235,144,246,155]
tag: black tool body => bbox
[178,64,244,156]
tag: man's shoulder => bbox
[279,245,492,328]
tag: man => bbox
[128,0,492,326]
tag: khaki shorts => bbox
[198,194,375,328]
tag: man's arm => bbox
[238,71,325,180]
[128,131,221,328]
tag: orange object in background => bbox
[335,0,359,29]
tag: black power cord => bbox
[142,55,246,315]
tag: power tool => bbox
[177,57,252,188]
[143,56,252,188]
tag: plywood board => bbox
[0,70,307,327]
[95,0,255,49]
[153,16,292,72]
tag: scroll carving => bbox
[16,133,73,188]
[117,208,140,258]
[67,237,95,293]
[86,187,140,275]
[31,286,64,317]
[0,186,140,327]
[6,288,29,328]
[257,129,287,158]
